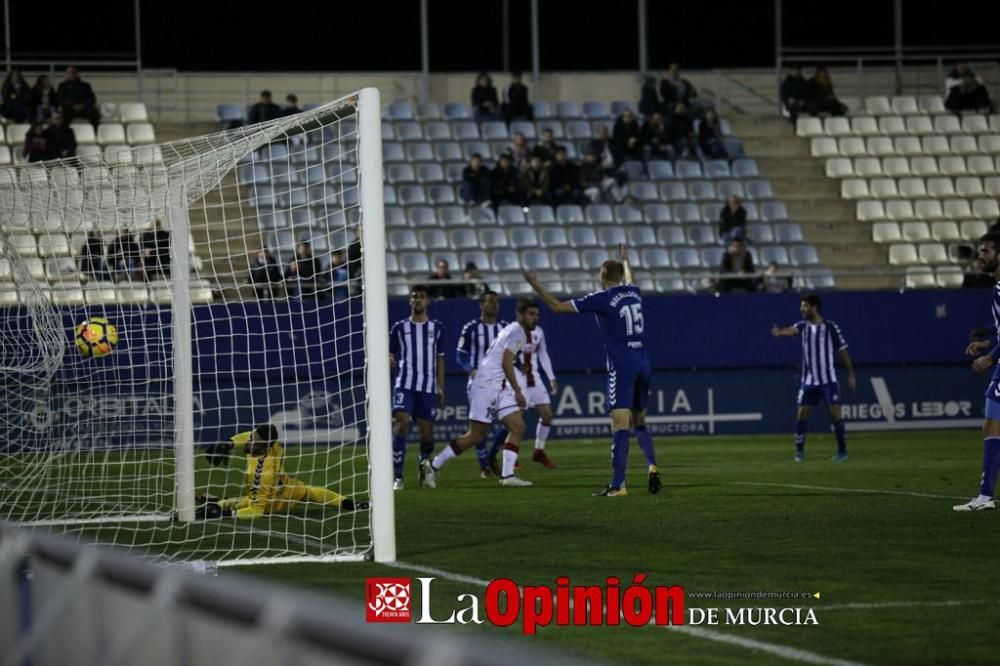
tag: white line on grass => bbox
[388,561,868,666]
[732,481,967,501]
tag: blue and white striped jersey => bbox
[389,318,446,393]
[457,319,509,370]
[794,319,848,386]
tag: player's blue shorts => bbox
[797,383,841,407]
[607,364,651,412]
[392,388,437,421]
[984,380,1000,421]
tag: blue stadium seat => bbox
[610,100,631,116]
[497,206,527,226]
[657,227,687,246]
[461,250,489,271]
[406,206,437,227]
[509,227,540,249]
[385,253,400,274]
[443,103,473,120]
[759,245,790,266]
[434,142,462,161]
[387,101,415,120]
[417,103,443,120]
[585,204,614,224]
[308,184,339,207]
[469,207,497,226]
[700,247,725,267]
[671,248,702,268]
[533,101,555,119]
[258,210,289,231]
[745,180,774,200]
[381,185,397,205]
[642,204,671,223]
[551,249,582,270]
[720,118,732,136]
[732,159,759,178]
[746,223,774,243]
[382,142,405,162]
[478,228,509,248]
[687,226,717,246]
[261,143,289,161]
[805,269,835,289]
[385,207,407,228]
[405,142,434,161]
[647,161,675,180]
[520,249,551,271]
[672,203,703,224]
[556,205,585,224]
[627,227,657,247]
[491,250,521,271]
[395,121,423,141]
[480,121,509,140]
[510,120,537,140]
[676,160,703,179]
[238,165,270,186]
[565,120,592,140]
[581,249,610,270]
[555,101,581,118]
[386,164,416,184]
[431,251,461,271]
[761,202,789,222]
[438,205,467,225]
[641,248,671,268]
[424,121,452,141]
[598,226,627,247]
[568,226,599,247]
[397,184,426,205]
[448,228,478,249]
[620,161,645,181]
[582,101,611,119]
[775,223,804,243]
[700,203,722,222]
[399,251,431,274]
[658,182,687,201]
[419,229,449,250]
[539,226,570,248]
[704,160,731,179]
[723,138,745,158]
[444,161,465,182]
[528,206,556,225]
[657,271,688,292]
[462,141,492,160]
[215,103,243,124]
[388,229,419,251]
[269,162,298,187]
[271,230,296,255]
[452,122,481,140]
[381,121,396,141]
[688,181,717,202]
[427,184,456,205]
[615,204,644,224]
[415,163,445,183]
[716,180,746,200]
[789,244,820,266]
[286,189,309,208]
[538,120,566,139]
[629,182,659,203]
[251,185,276,209]
[743,202,761,221]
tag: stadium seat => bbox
[967,155,994,175]
[416,163,446,184]
[914,199,945,219]
[824,117,851,136]
[885,199,915,220]
[477,228,508,250]
[732,159,759,177]
[926,177,956,198]
[905,116,934,135]
[978,135,1000,153]
[872,221,902,243]
[986,176,1000,196]
[938,156,968,176]
[878,116,907,135]
[950,136,979,155]
[681,226,712,246]
[973,198,1000,219]
[523,206,552,225]
[406,142,434,161]
[687,181,716,202]
[930,221,962,242]
[395,121,423,141]
[640,248,671,268]
[897,177,927,198]
[910,156,939,177]
[773,223,803,244]
[956,176,984,197]
[856,200,886,221]
[905,266,937,288]
[761,202,789,222]
[796,117,823,137]
[933,115,962,134]
[627,227,657,247]
[656,181,685,202]
[789,244,820,266]
[699,247,725,268]
[386,164,416,184]
[582,101,610,119]
[551,249,582,270]
[716,180,745,200]
[936,266,964,288]
[497,206,527,226]
[889,96,918,115]
[746,223,774,244]
[853,157,882,177]
[894,136,923,156]
[943,199,973,219]
[551,205,581,224]
[628,182,659,203]
[96,123,127,146]
[615,204,644,224]
[582,249,611,270]
[579,204,611,224]
[901,221,931,242]
[826,157,853,178]
[865,96,892,115]
[921,136,950,155]
[568,226,599,248]
[888,243,919,265]
[409,207,440,228]
[960,220,988,240]
[519,249,551,271]
[657,226,687,246]
[460,141,491,161]
[489,249,520,272]
[427,184,456,204]
[745,180,774,200]
[418,229,449,251]
[447,227,479,250]
[506,227,539,250]
[443,103,472,120]
[555,101,581,118]
[639,203,668,223]
[671,203,701,224]
[841,179,869,199]
[962,115,990,134]
[647,160,675,180]
[838,137,867,157]
[811,137,838,158]
[990,115,1000,133]
[537,226,569,249]
[388,229,419,251]
[866,137,896,157]
[851,116,879,136]
[675,160,703,179]
[918,242,948,264]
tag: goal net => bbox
[0,88,395,565]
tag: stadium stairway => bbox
[727,115,897,289]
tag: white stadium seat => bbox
[901,221,931,242]
[872,221,902,243]
[796,118,823,137]
[936,266,964,288]
[865,96,892,115]
[918,243,948,264]
[888,243,919,265]
[890,96,919,115]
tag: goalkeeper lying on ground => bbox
[196,423,367,519]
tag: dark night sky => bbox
[3,0,999,72]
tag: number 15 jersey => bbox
[571,284,649,372]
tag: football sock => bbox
[832,420,847,455]
[794,420,808,454]
[488,428,508,459]
[635,425,657,466]
[306,486,346,507]
[979,437,1000,498]
[475,439,490,470]
[535,422,551,450]
[431,440,461,471]
[502,442,520,477]
[392,433,406,479]
[419,437,434,461]
[611,429,630,489]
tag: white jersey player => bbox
[420,299,541,488]
[513,324,558,468]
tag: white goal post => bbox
[0,87,395,565]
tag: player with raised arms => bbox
[420,299,540,488]
[955,232,1000,511]
[389,285,446,490]
[771,294,856,462]
[523,245,660,496]
[198,424,366,519]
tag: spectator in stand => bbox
[79,231,110,281]
[490,153,521,208]
[945,63,975,92]
[946,72,994,114]
[471,72,499,121]
[283,94,302,116]
[249,248,284,299]
[520,155,551,206]
[30,75,58,121]
[346,229,362,279]
[509,132,530,170]
[107,229,141,282]
[460,153,492,206]
[780,66,812,122]
[140,219,171,279]
[463,261,486,297]
[548,146,580,205]
[530,127,559,165]
[580,151,618,203]
[963,257,996,288]
[285,241,325,299]
[1,69,31,122]
[810,66,847,116]
[666,102,697,159]
[698,108,728,159]
[660,63,697,108]
[56,66,100,128]
[719,195,747,242]
[45,113,76,160]
[248,90,283,125]
[502,71,533,123]
[589,124,617,171]
[611,108,642,165]
[640,111,671,160]
[23,122,49,162]
[759,261,792,293]
[329,249,350,300]
[427,258,460,299]
[638,76,661,116]
[716,237,757,293]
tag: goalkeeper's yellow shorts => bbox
[221,478,346,519]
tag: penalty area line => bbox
[388,560,868,666]
[731,481,967,501]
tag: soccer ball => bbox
[75,317,118,358]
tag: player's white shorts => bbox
[514,369,551,409]
[468,378,521,424]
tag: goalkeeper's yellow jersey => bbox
[229,430,287,508]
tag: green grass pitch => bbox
[230,430,998,666]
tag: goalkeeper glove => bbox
[194,494,233,520]
[340,498,370,512]
[206,440,234,466]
